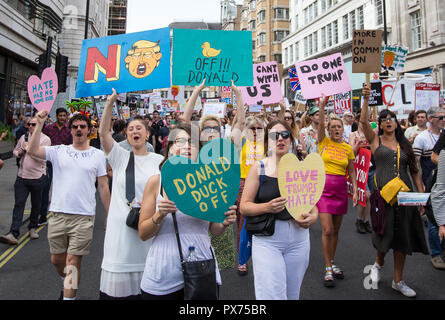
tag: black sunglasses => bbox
[71,124,87,130]
[29,123,37,127]
[432,116,444,120]
[269,130,291,140]
[203,126,220,133]
[249,127,263,131]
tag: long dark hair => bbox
[264,120,298,157]
[378,109,418,174]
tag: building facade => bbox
[388,0,445,86]
[282,0,387,104]
[240,0,290,63]
[108,0,127,36]
[221,0,242,31]
[0,0,64,123]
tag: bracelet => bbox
[152,216,161,226]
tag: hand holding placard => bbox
[27,68,58,113]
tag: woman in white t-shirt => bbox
[138,123,237,300]
[98,89,164,300]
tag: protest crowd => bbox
[0,26,444,302]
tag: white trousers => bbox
[252,219,310,300]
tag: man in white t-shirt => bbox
[405,110,427,144]
[342,111,355,143]
[29,110,110,300]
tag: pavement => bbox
[0,157,444,300]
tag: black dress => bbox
[372,143,429,255]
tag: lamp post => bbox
[84,0,90,39]
[383,0,387,45]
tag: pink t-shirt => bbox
[14,133,51,179]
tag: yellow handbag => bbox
[375,144,410,206]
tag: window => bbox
[357,6,364,29]
[274,54,282,64]
[308,34,313,56]
[350,10,356,33]
[321,26,326,49]
[333,20,338,45]
[375,0,383,25]
[321,0,326,13]
[274,30,288,42]
[284,47,288,65]
[249,0,255,10]
[289,45,293,65]
[295,41,300,62]
[275,8,289,20]
[258,10,266,23]
[343,14,349,40]
[258,33,266,45]
[304,8,308,24]
[327,23,332,47]
[313,31,318,53]
[249,19,256,30]
[411,10,422,50]
[314,1,318,18]
[294,14,299,31]
[304,36,309,57]
[252,40,256,50]
[242,9,247,20]
[258,55,266,62]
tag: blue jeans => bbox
[428,221,442,257]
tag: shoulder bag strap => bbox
[125,152,135,208]
[172,212,184,263]
[397,144,400,177]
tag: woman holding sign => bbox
[240,120,318,300]
[138,123,237,300]
[98,89,164,300]
[317,96,358,288]
[360,84,428,298]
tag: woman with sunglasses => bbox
[88,120,101,149]
[360,83,428,298]
[97,89,164,300]
[240,120,318,300]
[282,110,306,159]
[317,95,358,288]
[138,123,236,300]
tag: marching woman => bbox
[360,83,428,298]
[138,123,237,300]
[317,95,358,288]
[98,89,164,300]
[240,120,318,300]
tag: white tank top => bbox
[140,191,222,295]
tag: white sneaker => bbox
[29,228,39,240]
[392,280,416,298]
[370,263,382,283]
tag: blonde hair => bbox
[199,115,221,130]
[126,40,161,67]
[243,116,264,135]
[327,114,343,130]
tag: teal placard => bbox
[172,29,254,87]
[161,138,241,223]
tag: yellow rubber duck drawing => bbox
[201,42,221,58]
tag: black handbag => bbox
[172,212,218,300]
[245,161,276,236]
[125,152,140,230]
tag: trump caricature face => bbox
[124,40,162,78]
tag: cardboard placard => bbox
[241,61,283,106]
[27,68,58,113]
[369,82,383,106]
[161,138,240,223]
[347,148,371,207]
[248,105,263,113]
[203,102,226,118]
[295,53,351,100]
[415,83,441,111]
[333,92,352,116]
[172,29,253,87]
[381,45,408,72]
[278,153,326,220]
[76,28,171,98]
[352,30,383,73]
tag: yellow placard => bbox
[278,153,326,220]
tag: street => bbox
[0,157,444,300]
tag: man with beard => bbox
[28,110,110,300]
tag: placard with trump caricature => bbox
[76,27,170,98]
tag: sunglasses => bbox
[269,130,291,140]
[203,126,220,133]
[29,123,37,127]
[71,124,87,130]
[432,116,445,120]
[249,127,263,131]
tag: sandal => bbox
[324,267,335,287]
[331,263,344,279]
[237,264,248,276]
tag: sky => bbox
[126,0,241,33]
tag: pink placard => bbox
[27,68,58,113]
[241,61,283,105]
[295,53,351,100]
